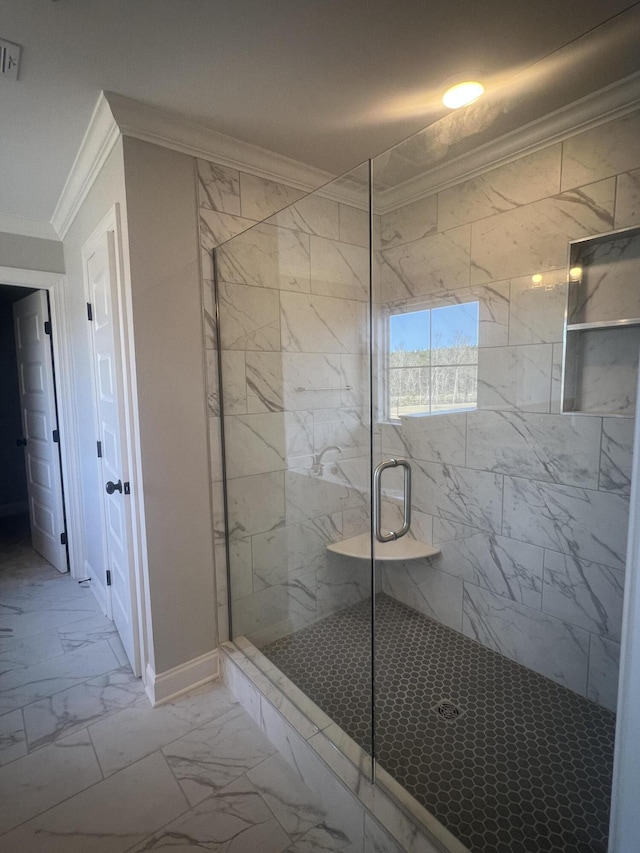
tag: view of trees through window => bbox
[388,302,479,418]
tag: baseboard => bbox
[145,649,219,707]
[0,502,28,518]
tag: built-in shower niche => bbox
[562,226,640,416]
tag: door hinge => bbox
[52,429,60,443]
[60,531,67,545]
[124,482,130,495]
[97,440,102,458]
[44,320,51,335]
[87,302,93,321]
[106,570,112,587]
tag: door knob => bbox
[16,438,27,447]
[105,479,123,495]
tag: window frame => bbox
[382,296,480,424]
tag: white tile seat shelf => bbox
[327,532,440,561]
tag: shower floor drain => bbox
[433,700,463,721]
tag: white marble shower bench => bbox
[326,532,440,561]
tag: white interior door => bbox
[85,228,140,675]
[13,291,67,572]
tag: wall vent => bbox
[0,39,21,81]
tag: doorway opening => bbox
[0,284,68,582]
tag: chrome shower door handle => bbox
[373,458,412,543]
[396,459,412,539]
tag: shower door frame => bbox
[212,249,235,642]
[366,157,378,782]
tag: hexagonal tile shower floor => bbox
[263,593,615,853]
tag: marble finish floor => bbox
[0,519,338,852]
[264,593,616,853]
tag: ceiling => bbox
[2,0,640,234]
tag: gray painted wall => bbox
[122,136,217,675]
[0,232,64,274]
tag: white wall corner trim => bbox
[104,91,335,194]
[51,93,121,239]
[0,213,58,240]
[145,649,220,707]
[378,70,640,213]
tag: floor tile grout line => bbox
[1,675,121,726]
[0,616,105,640]
[225,767,305,847]
[0,619,106,654]
[0,583,99,600]
[0,601,108,635]
[19,705,27,759]
[20,670,236,769]
[117,752,197,853]
[238,751,321,844]
[0,745,191,841]
[0,707,29,770]
[155,704,249,791]
[3,612,255,843]
[161,731,192,794]
[0,629,117,678]
[0,636,120,691]
[3,618,120,661]
[0,724,103,838]
[88,688,246,782]
[158,749,191,813]
[19,664,140,756]
[86,724,106,779]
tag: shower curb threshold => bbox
[219,638,470,853]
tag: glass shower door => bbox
[214,161,377,774]
[369,87,627,852]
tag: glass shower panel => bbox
[370,99,629,852]
[212,77,636,852]
[214,162,375,767]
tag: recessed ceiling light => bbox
[442,81,485,109]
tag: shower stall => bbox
[211,97,638,852]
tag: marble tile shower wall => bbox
[375,110,640,712]
[196,158,374,649]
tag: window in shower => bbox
[387,301,479,420]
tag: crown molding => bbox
[378,71,640,214]
[0,213,58,240]
[104,91,335,195]
[52,93,121,239]
[51,71,640,239]
[51,91,339,240]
